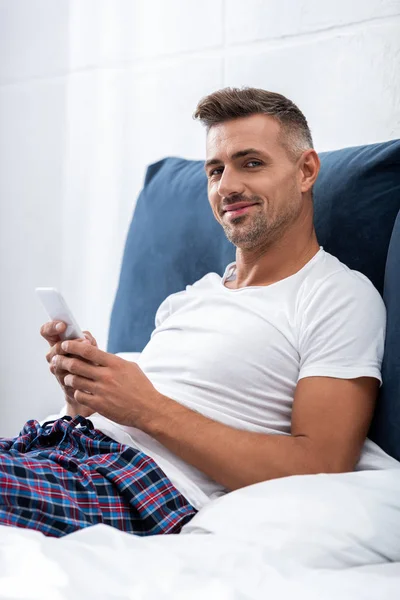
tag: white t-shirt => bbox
[90,248,399,510]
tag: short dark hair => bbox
[194,87,313,160]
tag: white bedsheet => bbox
[1,469,400,599]
[0,523,399,600]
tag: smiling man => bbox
[1,87,397,538]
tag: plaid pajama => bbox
[0,415,196,538]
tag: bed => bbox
[1,469,400,598]
[1,140,400,599]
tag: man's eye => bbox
[209,167,223,177]
[246,160,262,168]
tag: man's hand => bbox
[51,340,165,428]
[41,321,98,418]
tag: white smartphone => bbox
[35,287,84,341]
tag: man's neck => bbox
[227,230,320,289]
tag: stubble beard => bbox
[222,200,301,250]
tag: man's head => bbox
[194,87,320,250]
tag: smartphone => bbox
[35,287,84,341]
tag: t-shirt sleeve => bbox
[154,297,171,328]
[298,272,386,385]
[153,286,191,329]
[154,279,203,329]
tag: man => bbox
[0,88,395,538]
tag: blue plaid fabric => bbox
[0,416,196,538]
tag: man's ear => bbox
[299,150,320,193]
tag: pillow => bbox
[312,141,400,295]
[369,210,400,460]
[108,157,235,354]
[182,470,400,569]
[108,140,400,355]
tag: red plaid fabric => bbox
[0,416,196,538]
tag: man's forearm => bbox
[140,395,326,491]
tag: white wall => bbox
[1,0,400,436]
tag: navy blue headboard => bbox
[108,140,400,460]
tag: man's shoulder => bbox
[300,250,385,318]
[306,250,380,295]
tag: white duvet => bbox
[1,469,400,599]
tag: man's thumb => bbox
[83,331,97,346]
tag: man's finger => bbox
[61,340,110,367]
[41,321,66,339]
[83,331,97,346]
[74,389,102,409]
[64,374,97,393]
[48,342,95,366]
[52,355,99,380]
[46,341,69,363]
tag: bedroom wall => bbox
[1,0,400,436]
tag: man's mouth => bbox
[223,202,258,218]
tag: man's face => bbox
[205,114,305,250]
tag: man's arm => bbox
[142,375,378,491]
[54,341,378,492]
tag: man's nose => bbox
[217,167,244,198]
